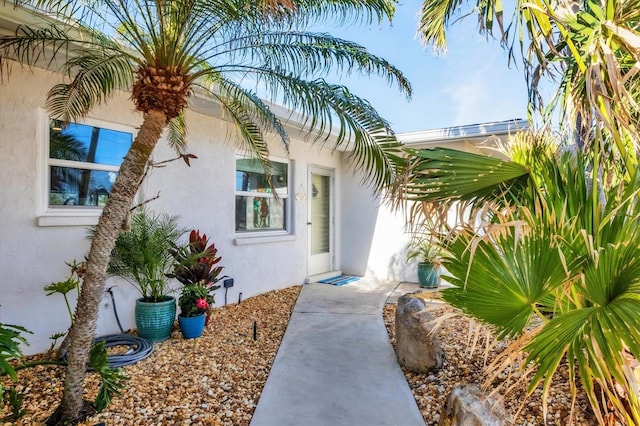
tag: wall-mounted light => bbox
[295,184,307,201]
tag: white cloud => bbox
[442,52,527,126]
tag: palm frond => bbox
[106,210,185,301]
[253,0,396,26]
[292,78,403,188]
[401,147,530,203]
[199,79,273,175]
[441,209,569,340]
[520,0,640,176]
[434,131,640,423]
[197,30,411,97]
[46,51,135,121]
[525,232,640,424]
[0,23,78,74]
[208,63,404,189]
[167,111,187,154]
[195,74,287,172]
[419,0,506,52]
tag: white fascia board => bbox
[0,4,37,36]
[399,119,529,147]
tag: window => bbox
[235,157,289,233]
[48,119,133,208]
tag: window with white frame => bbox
[48,119,132,208]
[235,157,289,233]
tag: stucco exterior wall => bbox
[340,137,509,283]
[340,167,415,283]
[0,66,343,354]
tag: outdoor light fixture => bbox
[295,184,307,201]
[221,276,234,306]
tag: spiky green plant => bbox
[400,131,640,424]
[107,209,185,302]
[411,1,640,423]
[0,323,30,385]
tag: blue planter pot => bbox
[178,313,206,339]
[417,262,440,289]
[135,297,176,342]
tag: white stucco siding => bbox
[340,166,413,282]
[0,65,343,354]
[340,125,524,284]
[0,66,127,353]
[145,117,343,305]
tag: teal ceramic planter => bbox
[417,262,439,289]
[135,296,176,342]
[178,313,206,339]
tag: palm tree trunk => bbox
[50,110,167,424]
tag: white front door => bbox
[307,167,334,276]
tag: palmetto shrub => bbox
[402,132,640,424]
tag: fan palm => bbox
[401,132,640,423]
[0,0,411,422]
[410,0,640,423]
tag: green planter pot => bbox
[178,313,206,339]
[417,262,440,289]
[135,296,176,342]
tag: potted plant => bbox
[169,230,223,338]
[407,237,443,289]
[107,209,184,342]
[176,284,211,339]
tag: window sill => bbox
[37,212,101,227]
[233,233,296,246]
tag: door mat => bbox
[317,275,360,286]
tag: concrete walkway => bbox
[250,278,426,426]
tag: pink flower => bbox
[196,298,209,310]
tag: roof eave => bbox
[398,119,528,147]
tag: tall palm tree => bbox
[419,0,640,176]
[0,0,411,422]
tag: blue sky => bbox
[321,2,530,134]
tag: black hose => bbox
[106,287,125,333]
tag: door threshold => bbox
[305,270,342,284]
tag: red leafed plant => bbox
[170,230,223,286]
[169,230,223,317]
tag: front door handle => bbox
[307,222,312,225]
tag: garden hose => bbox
[87,288,154,369]
[107,287,125,334]
[92,334,154,369]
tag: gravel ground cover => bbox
[4,284,601,426]
[383,299,597,426]
[1,286,301,426]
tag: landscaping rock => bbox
[395,292,443,373]
[438,384,506,426]
[0,286,301,426]
[384,303,596,425]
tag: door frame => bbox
[307,165,335,277]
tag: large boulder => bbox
[395,292,443,373]
[438,384,507,426]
